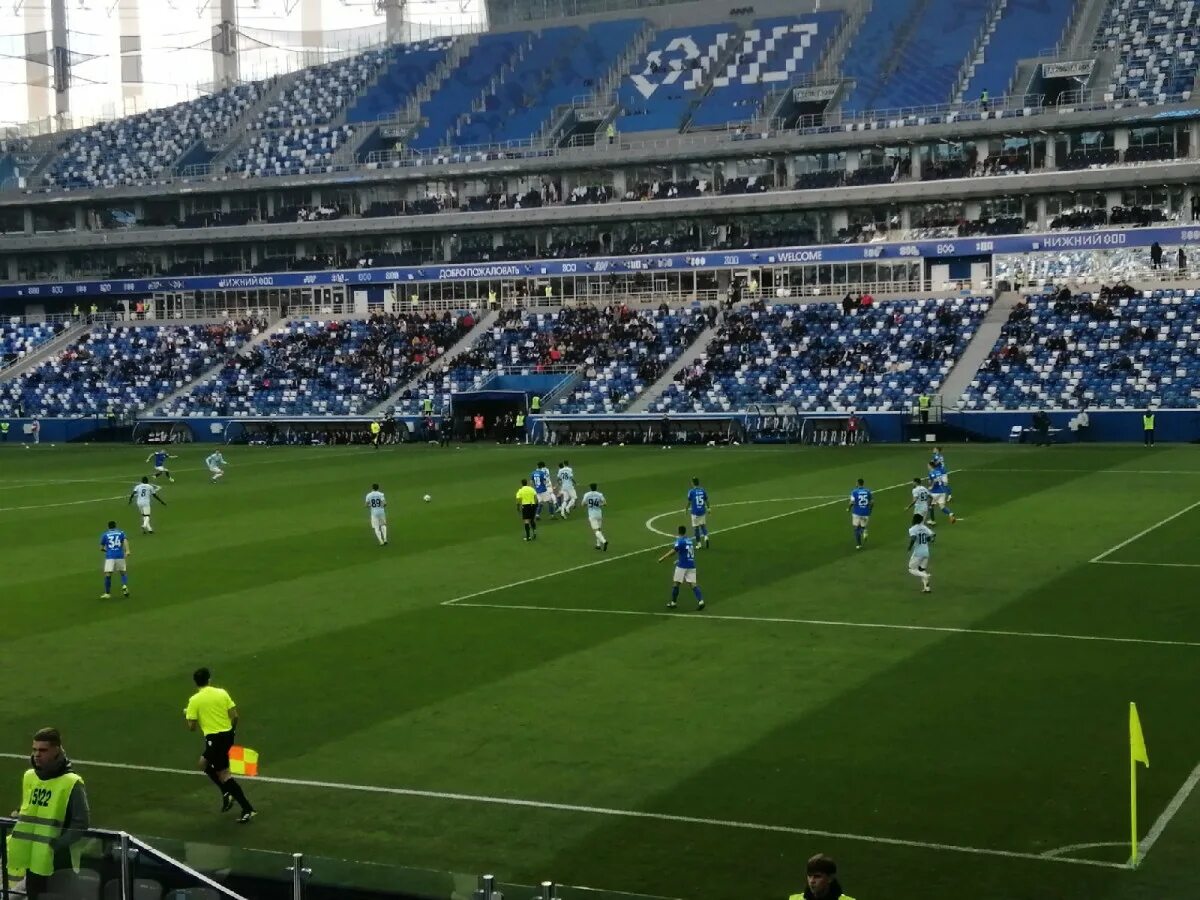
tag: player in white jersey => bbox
[556,461,577,516]
[906,513,935,593]
[907,478,933,525]
[206,451,227,482]
[364,483,388,546]
[581,482,608,551]
[128,476,166,533]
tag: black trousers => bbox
[1144,428,1155,446]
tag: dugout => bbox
[451,389,529,439]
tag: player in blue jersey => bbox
[686,477,710,548]
[927,461,957,523]
[147,449,178,483]
[848,478,873,549]
[659,525,704,611]
[531,461,557,519]
[930,446,945,470]
[100,519,130,599]
[907,513,935,593]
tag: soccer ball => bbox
[423,494,432,503]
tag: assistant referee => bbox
[516,479,538,541]
[184,667,256,823]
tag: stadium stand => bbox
[0,321,65,369]
[554,305,710,412]
[396,306,706,414]
[616,23,734,132]
[43,83,264,189]
[656,296,991,413]
[841,0,992,112]
[410,32,528,150]
[960,287,1200,409]
[689,13,842,128]
[1097,0,1199,101]
[164,312,473,417]
[345,38,455,124]
[1,323,256,416]
[962,0,1076,100]
[455,20,644,146]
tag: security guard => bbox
[0,419,9,441]
[530,395,541,413]
[605,121,616,144]
[544,283,553,300]
[6,727,90,897]
[515,411,526,443]
[789,854,855,900]
[918,392,931,424]
[1143,409,1156,447]
[422,397,434,416]
[487,288,498,309]
[370,419,382,449]
[410,291,420,310]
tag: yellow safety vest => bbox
[531,396,541,411]
[1143,415,1155,429]
[918,395,931,409]
[788,894,856,900]
[6,768,83,877]
[515,414,526,427]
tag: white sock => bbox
[142,515,150,530]
[380,524,388,543]
[596,530,606,545]
[908,567,924,579]
[373,525,382,543]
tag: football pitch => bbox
[2,440,1200,900]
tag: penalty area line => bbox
[0,754,1128,871]
[1089,498,1200,563]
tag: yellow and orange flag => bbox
[228,745,259,777]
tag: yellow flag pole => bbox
[1130,745,1139,866]
[1129,701,1150,867]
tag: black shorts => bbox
[521,504,537,522]
[203,730,236,770]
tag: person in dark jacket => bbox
[789,854,856,900]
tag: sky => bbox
[0,0,486,129]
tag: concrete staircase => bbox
[367,309,498,415]
[154,315,287,413]
[626,322,720,413]
[0,320,90,385]
[936,291,1021,409]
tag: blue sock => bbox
[104,576,111,593]
[944,507,954,517]
[701,525,708,539]
[854,526,863,546]
[121,573,128,586]
[694,527,701,540]
[693,586,703,602]
[671,585,680,603]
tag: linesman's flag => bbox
[1129,702,1149,866]
[229,745,259,777]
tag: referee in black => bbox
[184,667,256,823]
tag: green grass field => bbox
[3,441,1200,900]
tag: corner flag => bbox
[1129,703,1149,866]
[229,745,259,777]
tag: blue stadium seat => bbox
[1097,0,1199,102]
[616,24,735,132]
[963,0,1075,101]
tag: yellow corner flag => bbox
[1129,703,1150,866]
[229,745,259,777]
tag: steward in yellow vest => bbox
[1143,411,1156,447]
[6,728,89,884]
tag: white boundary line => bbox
[1092,560,1200,569]
[1089,499,1200,563]
[971,468,1200,476]
[0,754,1128,871]
[1040,841,1127,859]
[444,602,1200,649]
[443,480,914,607]
[1137,759,1200,863]
[0,494,128,513]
